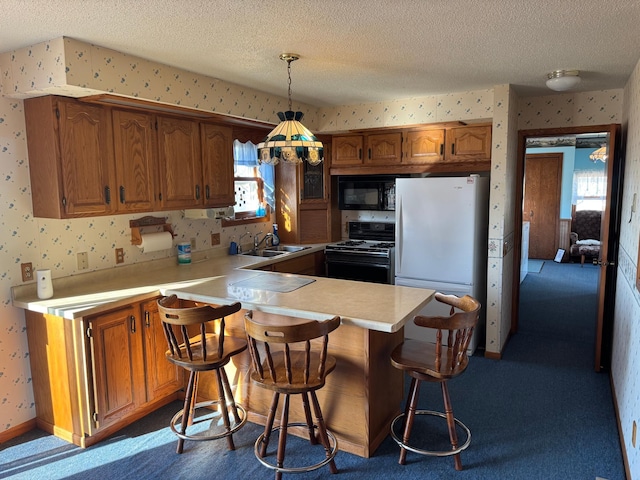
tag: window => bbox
[222,140,275,226]
[572,170,606,211]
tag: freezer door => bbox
[395,177,485,284]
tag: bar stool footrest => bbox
[171,400,247,442]
[254,422,338,474]
[390,410,471,457]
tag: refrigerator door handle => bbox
[396,195,403,274]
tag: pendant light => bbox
[257,54,323,166]
[589,145,608,163]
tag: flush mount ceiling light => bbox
[257,53,323,166]
[546,70,581,92]
[589,145,608,163]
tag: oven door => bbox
[325,256,392,284]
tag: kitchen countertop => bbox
[11,245,434,333]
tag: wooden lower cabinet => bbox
[25,297,181,447]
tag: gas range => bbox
[325,239,395,254]
[325,222,396,284]
[326,221,395,253]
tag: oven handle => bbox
[325,249,391,258]
[325,258,391,269]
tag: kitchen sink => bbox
[240,249,287,257]
[265,245,311,253]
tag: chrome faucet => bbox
[238,231,251,254]
[254,232,273,251]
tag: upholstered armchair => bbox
[569,210,602,266]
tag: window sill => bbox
[221,207,271,228]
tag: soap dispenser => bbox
[272,224,280,246]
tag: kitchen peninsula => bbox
[12,247,434,458]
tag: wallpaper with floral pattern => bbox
[0,37,636,471]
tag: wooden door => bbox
[157,116,202,209]
[112,109,156,212]
[58,99,115,216]
[88,305,144,432]
[201,123,234,207]
[140,299,181,401]
[403,129,444,164]
[523,153,562,259]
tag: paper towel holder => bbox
[129,216,175,245]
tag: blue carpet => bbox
[527,259,544,273]
[0,262,625,479]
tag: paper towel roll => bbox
[138,231,173,253]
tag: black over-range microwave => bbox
[338,175,400,211]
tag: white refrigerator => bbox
[394,175,489,354]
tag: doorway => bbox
[512,124,622,372]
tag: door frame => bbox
[511,124,621,372]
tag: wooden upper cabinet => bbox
[366,132,402,164]
[200,123,234,207]
[403,129,445,164]
[445,125,492,162]
[332,135,364,166]
[112,109,157,212]
[25,96,116,218]
[156,116,202,210]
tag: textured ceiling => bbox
[2,0,640,107]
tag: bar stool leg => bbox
[220,367,242,424]
[214,369,235,450]
[310,391,338,474]
[275,395,290,480]
[260,392,280,458]
[301,392,318,445]
[177,370,197,454]
[399,377,421,465]
[441,381,463,471]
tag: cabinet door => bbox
[365,132,402,164]
[58,99,115,216]
[112,109,157,212]
[157,116,202,209]
[201,123,234,207]
[404,129,444,164]
[140,299,181,401]
[88,305,144,432]
[332,135,364,165]
[445,125,492,162]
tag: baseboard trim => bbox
[609,375,631,480]
[0,418,37,443]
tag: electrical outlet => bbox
[115,248,124,264]
[190,237,197,250]
[21,262,33,282]
[77,252,88,270]
[211,233,220,246]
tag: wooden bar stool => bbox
[390,292,480,471]
[244,310,341,480]
[157,295,247,454]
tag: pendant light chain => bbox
[287,59,293,112]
